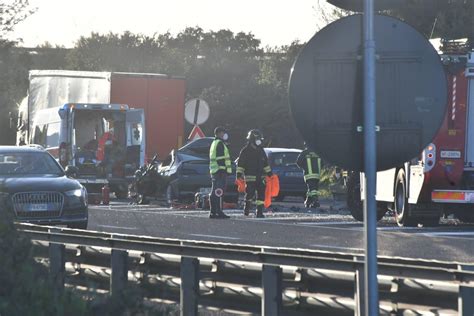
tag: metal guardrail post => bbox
[262,265,282,316]
[111,249,128,298]
[180,256,199,316]
[49,243,65,293]
[355,257,365,316]
[458,265,474,315]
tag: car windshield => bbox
[0,152,64,176]
[270,152,300,167]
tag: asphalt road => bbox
[88,198,474,265]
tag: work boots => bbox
[209,211,230,219]
[256,205,265,218]
[305,197,320,209]
[244,201,251,216]
[304,196,313,208]
[311,199,320,208]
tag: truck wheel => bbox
[347,172,386,222]
[394,169,418,227]
[347,172,363,221]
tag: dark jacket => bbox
[236,143,271,182]
[297,149,321,180]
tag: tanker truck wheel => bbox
[347,171,386,222]
[347,172,363,221]
[394,169,418,227]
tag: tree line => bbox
[0,0,472,154]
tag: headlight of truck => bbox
[65,187,87,207]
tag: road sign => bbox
[188,125,206,141]
[185,98,210,126]
[289,14,447,171]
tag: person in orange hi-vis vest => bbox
[96,124,116,162]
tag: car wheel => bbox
[68,221,88,230]
[394,169,418,227]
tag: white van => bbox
[29,103,145,199]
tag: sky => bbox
[11,0,336,48]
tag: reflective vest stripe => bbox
[304,174,320,180]
[210,139,231,174]
[307,157,313,175]
[245,175,257,181]
[305,154,320,180]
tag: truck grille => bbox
[12,192,64,218]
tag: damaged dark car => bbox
[158,137,238,204]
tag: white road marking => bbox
[422,231,474,237]
[189,234,241,240]
[376,226,421,231]
[98,225,137,230]
[310,244,363,252]
[298,221,360,226]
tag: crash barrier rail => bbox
[16,223,474,316]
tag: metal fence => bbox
[17,223,474,316]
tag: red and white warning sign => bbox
[188,125,206,141]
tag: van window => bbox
[45,122,60,148]
[32,125,47,146]
[130,123,143,146]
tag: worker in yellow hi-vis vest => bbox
[296,143,321,208]
[209,126,232,219]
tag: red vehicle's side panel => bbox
[147,78,185,160]
[110,75,185,160]
[420,69,469,201]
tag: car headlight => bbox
[65,188,87,207]
[65,189,84,198]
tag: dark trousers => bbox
[210,171,227,214]
[305,179,319,205]
[244,179,265,211]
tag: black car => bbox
[264,148,307,200]
[0,146,88,229]
[158,138,237,203]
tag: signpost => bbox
[362,1,378,314]
[185,98,210,126]
[185,98,210,141]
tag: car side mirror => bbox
[65,165,79,178]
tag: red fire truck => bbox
[348,43,474,227]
